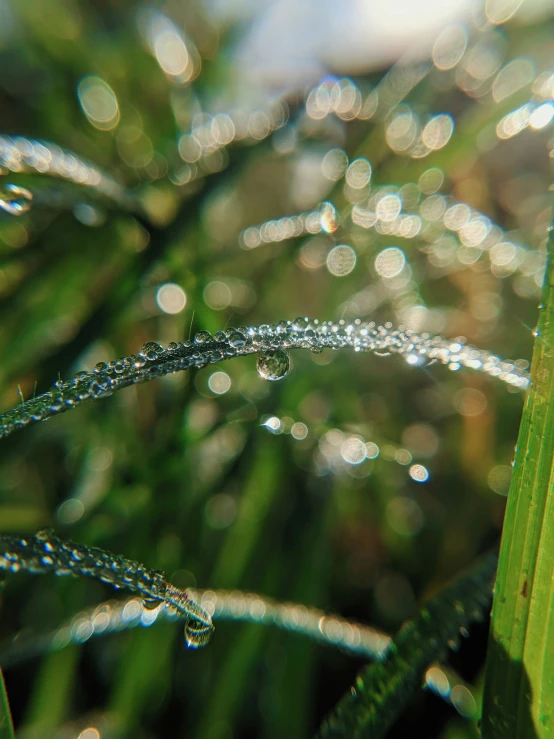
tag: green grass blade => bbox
[316,551,497,739]
[0,668,15,739]
[0,320,529,438]
[482,226,554,737]
[0,529,213,647]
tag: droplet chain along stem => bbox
[0,318,530,439]
[0,529,213,648]
[0,134,134,210]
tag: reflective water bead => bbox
[142,596,160,610]
[256,349,290,381]
[292,317,309,331]
[89,380,113,399]
[228,331,246,348]
[138,342,164,361]
[0,183,33,215]
[193,331,212,344]
[184,618,214,648]
[34,529,55,544]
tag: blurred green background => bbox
[0,0,553,736]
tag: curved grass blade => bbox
[316,551,498,739]
[0,135,135,211]
[0,589,477,719]
[0,319,529,439]
[0,589,389,669]
[0,529,212,648]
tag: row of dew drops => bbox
[0,316,530,439]
[0,528,213,647]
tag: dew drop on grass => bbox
[0,183,33,215]
[184,618,213,648]
[142,596,160,610]
[256,349,290,381]
[138,342,164,361]
[193,331,212,344]
[228,331,246,348]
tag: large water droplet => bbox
[228,331,246,348]
[142,596,160,610]
[0,183,33,215]
[184,618,213,648]
[138,342,164,361]
[193,331,212,344]
[256,349,290,381]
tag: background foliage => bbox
[0,1,553,737]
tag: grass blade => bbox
[0,320,529,439]
[482,223,554,737]
[0,529,212,648]
[316,551,497,739]
[0,668,15,739]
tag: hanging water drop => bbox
[142,595,160,610]
[0,183,33,215]
[184,618,214,648]
[256,349,290,381]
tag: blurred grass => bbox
[317,551,497,739]
[0,0,552,737]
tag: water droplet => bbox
[166,342,180,352]
[142,596,160,610]
[0,183,33,215]
[34,528,55,542]
[138,342,164,361]
[89,381,113,399]
[256,349,290,381]
[447,638,460,651]
[311,347,324,354]
[228,331,246,348]
[184,618,213,648]
[193,331,212,344]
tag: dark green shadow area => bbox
[482,636,538,739]
[317,552,497,739]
